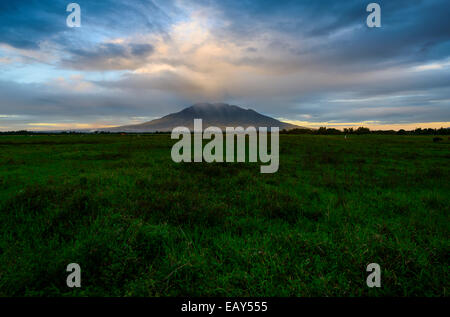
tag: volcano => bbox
[104,103,305,132]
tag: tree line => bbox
[281,127,450,135]
[1,127,449,136]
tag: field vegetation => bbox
[0,134,448,296]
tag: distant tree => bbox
[283,128,313,135]
[317,127,328,135]
[355,127,370,135]
[343,128,354,134]
[437,127,450,135]
[325,128,342,135]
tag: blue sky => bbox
[0,0,449,130]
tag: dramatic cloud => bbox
[62,42,155,70]
[0,0,449,130]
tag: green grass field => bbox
[0,134,448,296]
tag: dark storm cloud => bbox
[130,44,155,56]
[203,0,450,69]
[0,1,65,49]
[0,79,184,119]
[62,42,155,70]
[0,0,175,49]
[3,0,449,71]
[95,72,202,93]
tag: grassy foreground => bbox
[0,134,448,296]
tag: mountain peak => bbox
[187,103,244,112]
[190,102,231,109]
[104,103,306,132]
